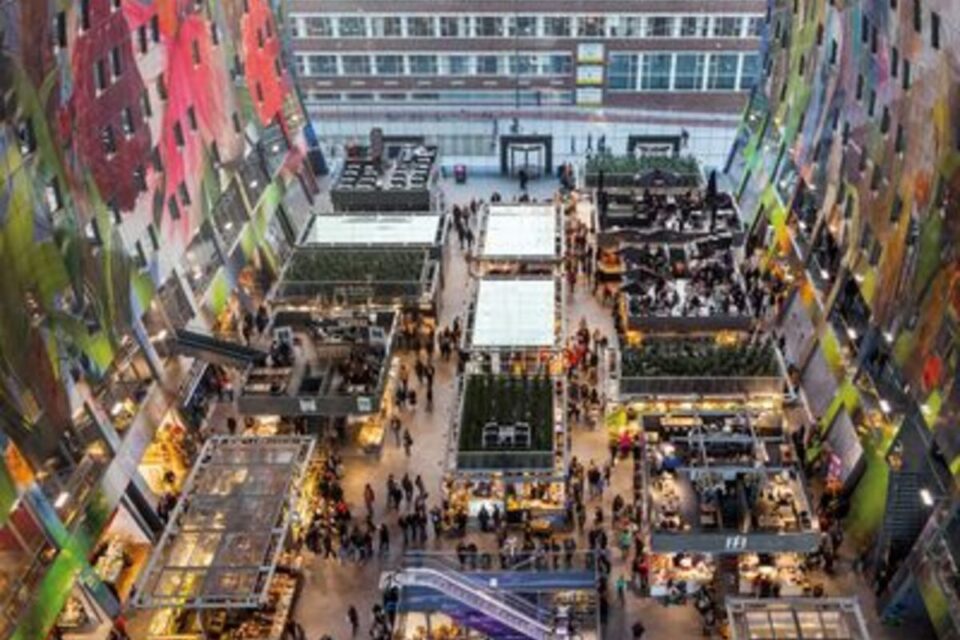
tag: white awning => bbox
[481,204,557,259]
[303,214,441,246]
[471,279,556,348]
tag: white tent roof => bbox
[303,214,441,245]
[471,279,557,348]
[481,205,557,259]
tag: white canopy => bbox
[471,279,557,348]
[481,204,557,259]
[303,214,441,246]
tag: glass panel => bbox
[641,53,672,91]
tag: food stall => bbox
[331,142,439,212]
[647,553,716,598]
[88,504,153,606]
[444,373,568,530]
[614,336,789,399]
[236,310,399,455]
[131,436,315,640]
[737,553,810,597]
[475,204,563,276]
[138,410,193,497]
[464,276,565,375]
[726,597,872,640]
[298,212,447,260]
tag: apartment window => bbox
[409,55,439,75]
[150,147,163,173]
[855,74,864,100]
[475,17,504,37]
[371,17,402,37]
[94,59,108,92]
[747,16,765,37]
[137,25,149,53]
[120,106,136,136]
[147,225,160,252]
[173,121,185,147]
[674,53,705,90]
[140,89,152,117]
[510,16,537,37]
[640,54,672,90]
[187,106,198,131]
[376,55,404,75]
[545,54,572,75]
[713,17,742,37]
[607,54,638,90]
[210,22,220,45]
[476,55,500,75]
[210,141,221,165]
[895,124,906,153]
[168,196,181,221]
[440,17,469,37]
[16,119,36,154]
[46,178,63,211]
[308,55,337,76]
[646,17,674,37]
[379,93,407,102]
[100,125,117,155]
[867,90,876,116]
[294,54,308,76]
[543,17,571,37]
[157,74,168,100]
[680,17,708,37]
[338,17,366,37]
[232,111,242,133]
[891,47,899,76]
[80,0,91,31]
[191,39,201,65]
[407,17,435,37]
[304,16,333,37]
[931,11,940,48]
[913,0,922,32]
[178,182,191,206]
[150,15,160,42]
[577,16,606,37]
[707,54,738,90]
[56,11,68,48]
[445,55,471,75]
[309,92,340,102]
[740,54,760,90]
[902,58,911,89]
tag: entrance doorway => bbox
[509,143,545,178]
[499,134,552,177]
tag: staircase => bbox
[882,472,928,548]
[392,565,559,639]
[172,329,267,368]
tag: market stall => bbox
[464,276,565,375]
[132,435,315,640]
[299,213,447,259]
[444,373,568,530]
[331,143,439,212]
[647,552,716,599]
[475,204,563,275]
[726,597,871,640]
[138,410,194,498]
[614,336,789,398]
[639,408,819,554]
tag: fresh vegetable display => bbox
[586,154,701,176]
[284,249,427,282]
[621,340,779,377]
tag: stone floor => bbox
[132,175,922,640]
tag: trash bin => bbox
[454,164,467,184]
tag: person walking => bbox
[390,414,402,446]
[402,428,413,456]
[363,484,375,516]
[616,574,628,605]
[347,605,360,637]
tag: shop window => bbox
[409,55,439,75]
[308,54,337,76]
[110,46,123,79]
[646,16,674,37]
[476,55,500,75]
[443,55,469,76]
[373,17,403,37]
[931,11,940,48]
[509,16,537,37]
[714,16,742,37]
[577,16,605,37]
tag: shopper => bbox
[378,523,390,556]
[390,414,402,446]
[347,605,360,637]
[402,428,413,456]
[363,484,375,516]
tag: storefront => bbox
[137,410,193,499]
[88,503,152,606]
[131,436,316,640]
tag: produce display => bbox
[621,340,779,377]
[459,375,554,452]
[586,154,701,176]
[284,249,427,282]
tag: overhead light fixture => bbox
[846,327,858,341]
[879,399,892,414]
[883,331,895,344]
[54,491,70,509]
[224,221,234,231]
[110,401,124,417]
[919,488,934,507]
[249,180,259,189]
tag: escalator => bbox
[390,565,560,639]
[173,329,267,368]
